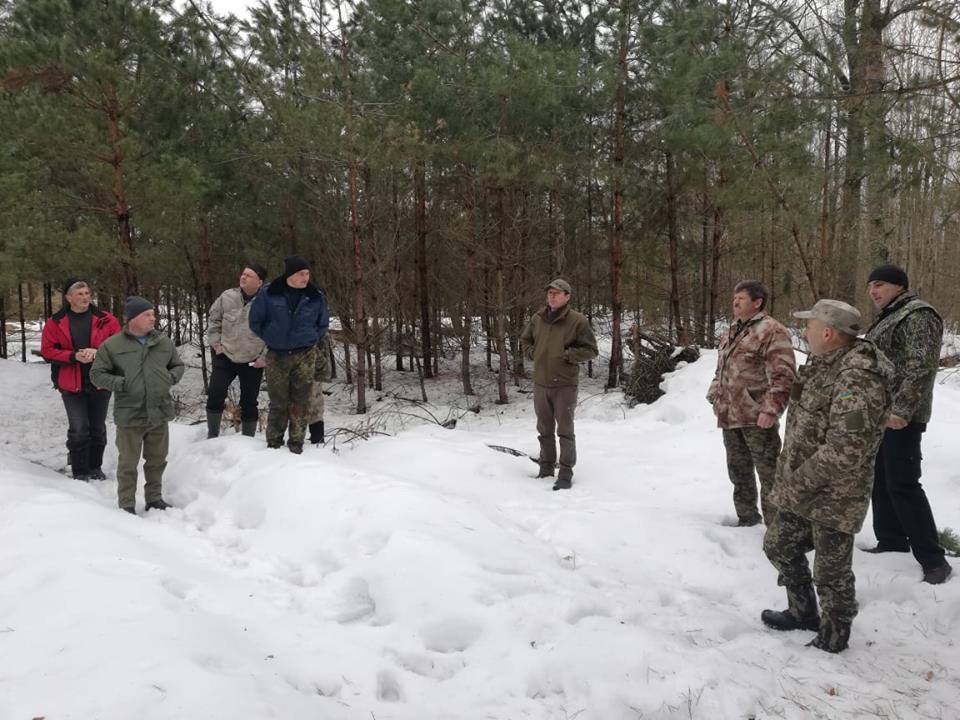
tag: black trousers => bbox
[206,352,264,421]
[872,422,946,570]
[61,390,111,474]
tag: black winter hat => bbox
[62,276,87,296]
[125,296,154,322]
[283,255,310,278]
[867,264,909,289]
[246,262,268,282]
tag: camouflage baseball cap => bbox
[792,299,861,336]
[545,278,572,294]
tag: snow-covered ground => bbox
[1,350,958,720]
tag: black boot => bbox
[241,419,257,437]
[761,609,820,631]
[206,411,222,439]
[807,616,851,653]
[144,499,171,512]
[69,450,91,481]
[762,584,820,631]
[89,444,106,479]
[309,420,325,445]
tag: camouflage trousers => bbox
[763,509,857,627]
[265,347,317,448]
[309,381,325,424]
[722,426,781,524]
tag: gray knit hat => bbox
[125,296,154,322]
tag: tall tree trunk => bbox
[0,295,7,359]
[607,9,628,388]
[350,159,367,414]
[495,187,509,404]
[18,282,26,363]
[415,160,432,378]
[665,152,686,344]
[106,89,137,298]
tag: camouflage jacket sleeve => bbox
[520,317,536,361]
[564,317,599,364]
[759,325,797,417]
[890,310,942,420]
[793,367,887,494]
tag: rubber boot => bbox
[206,411,222,439]
[241,419,258,437]
[309,420,325,445]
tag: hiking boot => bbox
[862,543,910,554]
[206,411,222,439]
[121,506,136,515]
[241,419,258,438]
[552,478,573,491]
[288,443,303,455]
[89,468,107,481]
[737,516,762,527]
[761,609,820,632]
[537,466,555,479]
[309,420,325,445]
[144,500,171,512]
[267,439,284,449]
[922,562,952,585]
[806,617,850,653]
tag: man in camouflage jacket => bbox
[520,278,598,491]
[762,299,892,653]
[707,281,796,526]
[863,264,952,585]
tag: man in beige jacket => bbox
[205,263,268,437]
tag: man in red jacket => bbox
[40,278,121,480]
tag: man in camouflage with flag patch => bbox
[762,299,893,653]
[707,281,796,526]
[863,265,952,585]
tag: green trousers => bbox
[115,423,169,509]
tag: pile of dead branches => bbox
[623,327,700,406]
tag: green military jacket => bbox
[770,340,892,534]
[90,328,185,427]
[520,304,599,387]
[865,291,942,424]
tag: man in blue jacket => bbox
[249,256,330,453]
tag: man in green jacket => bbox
[520,279,598,491]
[90,297,185,514]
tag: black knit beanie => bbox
[62,276,87,296]
[246,262,268,282]
[283,255,310,278]
[867,264,909,289]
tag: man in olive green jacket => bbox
[90,297,185,514]
[520,279,598,491]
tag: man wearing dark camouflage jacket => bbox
[863,264,952,585]
[762,299,892,653]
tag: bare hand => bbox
[252,357,266,369]
[76,348,96,364]
[757,412,777,429]
[213,344,224,355]
[886,414,908,430]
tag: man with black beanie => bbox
[248,255,330,454]
[205,263,269,438]
[864,264,952,584]
[40,278,121,480]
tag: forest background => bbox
[2,0,959,412]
